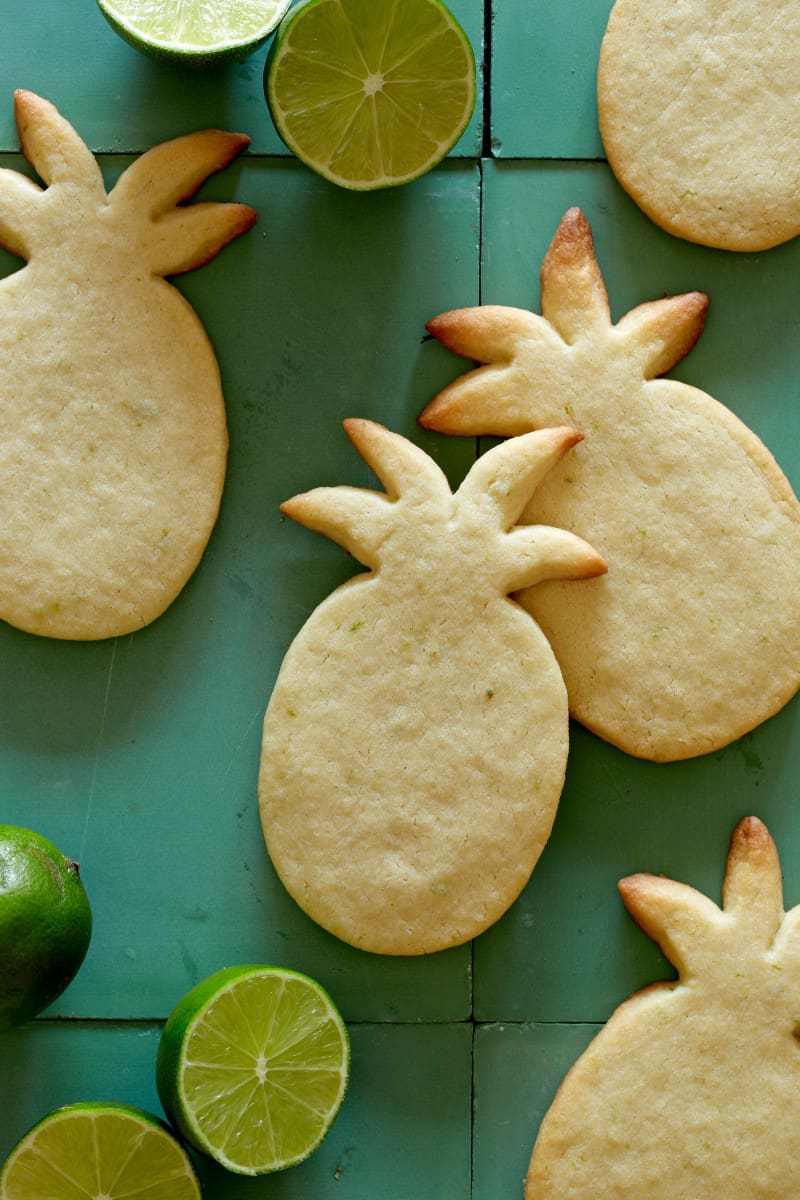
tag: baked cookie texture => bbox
[0,90,256,640]
[259,419,605,956]
[526,816,800,1199]
[421,208,800,762]
[597,0,800,251]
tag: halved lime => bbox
[156,965,350,1175]
[265,0,476,189]
[0,1103,201,1200]
[96,0,293,65]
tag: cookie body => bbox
[262,582,568,955]
[526,818,800,1198]
[0,91,256,639]
[598,0,800,250]
[259,420,605,955]
[421,209,800,761]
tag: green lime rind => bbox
[265,0,476,190]
[95,0,292,67]
[156,964,350,1176]
[0,824,92,1031]
[0,1102,202,1200]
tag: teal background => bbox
[2,1,799,1196]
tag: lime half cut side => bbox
[266,0,476,189]
[156,965,350,1176]
[0,1103,202,1200]
[96,0,293,65]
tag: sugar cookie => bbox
[421,208,800,761]
[597,0,800,250]
[259,419,605,955]
[0,90,255,639]
[526,817,800,1199]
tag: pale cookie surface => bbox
[598,0,800,251]
[526,817,800,1198]
[421,208,800,762]
[259,419,605,956]
[0,90,256,640]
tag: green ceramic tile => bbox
[472,1022,598,1200]
[0,0,484,158]
[490,0,611,159]
[465,159,800,1020]
[5,1023,165,1154]
[0,155,480,1023]
[2,1021,473,1199]
[475,715,800,1022]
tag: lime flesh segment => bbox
[157,965,350,1175]
[0,1103,201,1200]
[96,0,292,62]
[266,0,476,189]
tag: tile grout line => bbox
[30,1015,606,1027]
[474,0,492,493]
[471,2,493,1190]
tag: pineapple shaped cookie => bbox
[421,208,800,761]
[0,91,256,639]
[526,817,800,1199]
[259,419,605,955]
[598,0,800,250]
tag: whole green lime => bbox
[0,825,92,1030]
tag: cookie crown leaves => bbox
[280,419,606,595]
[0,90,256,275]
[619,817,800,998]
[419,207,709,437]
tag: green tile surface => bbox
[2,4,800,1199]
[473,1022,599,1200]
[0,153,479,1024]
[489,0,610,159]
[3,1021,473,1198]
